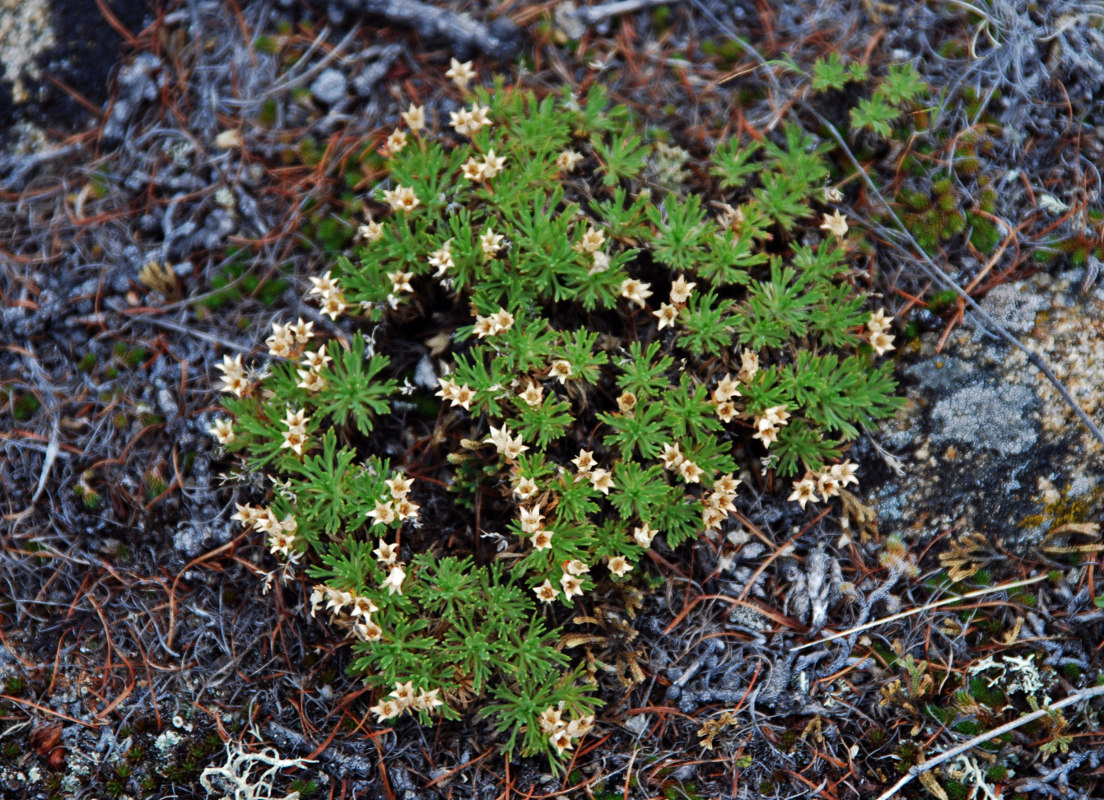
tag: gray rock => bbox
[310,68,348,106]
[868,272,1104,554]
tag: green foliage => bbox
[215,74,902,767]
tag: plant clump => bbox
[212,66,904,764]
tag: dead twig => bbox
[875,682,1104,800]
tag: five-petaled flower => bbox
[401,103,425,131]
[382,564,406,595]
[209,418,235,445]
[820,210,848,238]
[446,58,475,90]
[383,186,419,213]
[620,278,653,308]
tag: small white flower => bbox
[381,564,406,595]
[382,129,408,156]
[401,104,426,131]
[446,58,475,90]
[608,555,632,577]
[820,210,848,238]
[383,186,419,213]
[669,275,697,305]
[620,278,653,308]
[533,580,558,604]
[209,418,235,445]
[556,149,583,173]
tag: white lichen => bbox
[200,737,315,800]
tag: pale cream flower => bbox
[473,315,498,338]
[355,619,383,642]
[386,271,413,295]
[231,503,264,528]
[469,104,492,131]
[565,559,590,576]
[578,227,606,253]
[452,383,475,410]
[395,497,419,520]
[752,423,780,449]
[383,129,408,156]
[387,474,414,499]
[374,540,399,566]
[382,564,406,595]
[413,688,442,712]
[617,391,637,414]
[589,468,614,494]
[514,476,538,500]
[669,275,697,305]
[486,423,528,460]
[325,586,354,613]
[519,505,544,533]
[209,418,235,445]
[481,149,506,178]
[449,109,475,136]
[383,185,419,213]
[549,359,573,384]
[254,508,281,534]
[268,531,295,557]
[480,227,505,258]
[589,251,610,274]
[738,349,759,383]
[705,490,736,515]
[534,579,559,604]
[296,368,325,393]
[401,103,426,131]
[428,242,455,276]
[633,524,656,548]
[290,317,314,344]
[678,459,703,484]
[702,506,725,529]
[714,400,737,423]
[281,408,309,455]
[461,157,485,181]
[820,210,848,238]
[550,729,574,755]
[788,474,818,509]
[519,381,543,407]
[530,529,553,550]
[823,185,844,203]
[392,681,416,709]
[713,473,742,496]
[815,469,842,502]
[367,500,396,526]
[307,271,337,298]
[371,698,401,722]
[609,555,632,577]
[556,149,583,172]
[867,308,893,335]
[216,353,249,397]
[572,449,596,473]
[653,302,679,330]
[659,442,684,470]
[539,707,564,733]
[560,573,584,599]
[320,289,347,321]
[713,374,741,402]
[620,278,653,308]
[869,330,895,356]
[266,321,295,358]
[446,58,475,90]
[830,460,859,488]
[763,405,791,427]
[352,595,378,619]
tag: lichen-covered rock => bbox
[867,270,1104,553]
